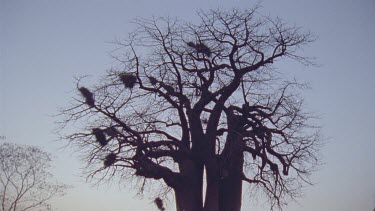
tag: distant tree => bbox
[59,6,321,211]
[0,143,67,211]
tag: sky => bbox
[1,0,375,210]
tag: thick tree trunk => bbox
[175,159,204,211]
[218,110,245,211]
[204,151,244,211]
[219,153,244,211]
[203,158,220,211]
[180,109,245,211]
[175,186,203,211]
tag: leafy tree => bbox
[59,7,320,211]
[0,143,67,211]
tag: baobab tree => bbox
[59,7,320,211]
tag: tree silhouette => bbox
[59,7,320,211]
[0,143,67,211]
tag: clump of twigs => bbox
[119,73,137,89]
[79,87,95,107]
[187,42,211,57]
[92,128,107,147]
[104,153,117,167]
[154,197,165,211]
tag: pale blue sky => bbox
[1,0,375,210]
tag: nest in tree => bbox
[105,126,118,137]
[79,87,95,107]
[154,197,165,211]
[187,42,211,57]
[92,128,107,146]
[195,43,211,57]
[104,153,116,167]
[119,73,137,89]
[148,76,158,85]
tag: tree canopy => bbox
[59,7,320,211]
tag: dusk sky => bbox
[1,0,375,210]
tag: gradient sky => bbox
[1,0,375,210]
